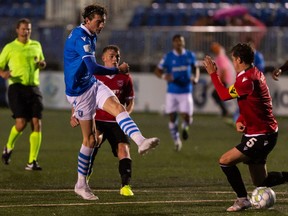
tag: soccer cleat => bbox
[25,160,42,171]
[120,185,134,196]
[74,184,99,200]
[226,197,252,212]
[174,139,182,152]
[182,127,189,140]
[138,137,160,155]
[2,147,12,165]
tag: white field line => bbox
[0,188,288,195]
[0,189,287,208]
[0,198,288,208]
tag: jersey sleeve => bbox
[125,74,135,99]
[157,54,167,71]
[0,44,9,70]
[75,36,118,75]
[210,72,233,100]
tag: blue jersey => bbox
[158,49,196,94]
[64,24,118,96]
[254,51,265,73]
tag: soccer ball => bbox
[250,187,276,209]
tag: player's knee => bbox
[87,133,96,147]
[219,155,231,166]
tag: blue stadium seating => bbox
[131,1,288,27]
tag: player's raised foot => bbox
[138,137,160,155]
[74,184,99,200]
[174,139,182,152]
[25,160,42,171]
[226,197,251,212]
[120,185,134,196]
[182,127,189,140]
[2,147,12,165]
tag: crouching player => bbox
[203,43,288,212]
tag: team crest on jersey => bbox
[83,44,91,53]
[229,85,238,98]
[117,80,124,87]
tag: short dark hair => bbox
[82,4,107,20]
[172,34,184,41]
[102,45,120,54]
[231,43,254,65]
[16,18,31,29]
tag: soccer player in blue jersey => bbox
[246,37,265,73]
[154,34,199,151]
[64,4,159,201]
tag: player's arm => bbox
[154,56,173,81]
[154,66,171,81]
[0,46,11,79]
[0,69,11,79]
[83,56,119,75]
[70,107,79,128]
[125,98,134,114]
[235,114,246,133]
[272,60,288,81]
[125,74,135,114]
[203,55,234,100]
[191,64,200,84]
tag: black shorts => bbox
[96,120,130,157]
[236,132,278,164]
[8,83,43,119]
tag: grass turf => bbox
[0,108,287,216]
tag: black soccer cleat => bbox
[2,147,12,165]
[182,128,189,140]
[25,160,42,171]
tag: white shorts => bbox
[165,93,193,116]
[66,81,115,120]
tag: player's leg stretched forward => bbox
[102,96,160,155]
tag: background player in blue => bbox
[64,4,159,201]
[246,37,265,73]
[154,34,199,151]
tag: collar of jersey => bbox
[15,38,31,45]
[80,24,95,37]
[173,48,186,56]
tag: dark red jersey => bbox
[95,74,134,122]
[211,67,278,135]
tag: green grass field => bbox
[0,108,288,216]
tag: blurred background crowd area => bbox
[0,0,287,72]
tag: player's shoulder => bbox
[29,39,41,46]
[185,49,196,58]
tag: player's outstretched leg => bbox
[138,137,160,155]
[116,112,159,155]
[226,197,251,212]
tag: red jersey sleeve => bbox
[210,72,233,100]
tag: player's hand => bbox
[203,56,217,75]
[236,122,246,133]
[191,77,199,84]
[118,62,129,74]
[70,115,79,128]
[37,60,46,70]
[0,70,11,79]
[271,68,281,81]
[162,73,173,82]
